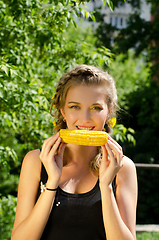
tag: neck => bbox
[64,144,98,169]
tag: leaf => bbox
[106,0,114,11]
[38,88,43,94]
[103,0,106,7]
[71,18,77,28]
[90,14,96,22]
[10,69,18,77]
[1,65,9,76]
[128,128,135,134]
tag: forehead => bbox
[65,85,107,103]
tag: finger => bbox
[105,143,123,172]
[58,142,66,159]
[41,133,60,155]
[101,145,108,161]
[105,143,116,163]
[43,132,60,146]
[101,145,110,169]
[49,136,62,156]
[108,135,122,151]
[107,139,123,164]
[56,143,66,169]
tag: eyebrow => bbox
[92,103,103,106]
[68,102,103,106]
[68,101,80,104]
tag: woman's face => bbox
[60,85,109,131]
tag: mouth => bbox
[76,126,95,130]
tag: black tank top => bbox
[37,164,116,240]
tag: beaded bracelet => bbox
[40,182,58,193]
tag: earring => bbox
[51,93,55,100]
[52,120,56,127]
[108,117,116,129]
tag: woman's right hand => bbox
[40,132,66,188]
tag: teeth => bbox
[77,126,94,130]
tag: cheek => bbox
[65,111,78,122]
[100,116,108,126]
[98,111,108,122]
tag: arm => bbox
[11,133,66,240]
[99,137,138,240]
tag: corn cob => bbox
[59,129,108,146]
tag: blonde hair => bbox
[50,64,118,172]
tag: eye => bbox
[91,106,103,111]
[69,105,80,110]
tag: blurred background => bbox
[0,0,159,239]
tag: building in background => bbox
[84,0,151,29]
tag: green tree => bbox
[109,51,159,223]
[92,0,159,223]
[0,1,117,238]
[94,0,159,82]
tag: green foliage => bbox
[137,232,159,240]
[120,83,159,164]
[113,11,151,56]
[94,0,150,55]
[109,50,150,105]
[0,195,17,240]
[105,0,114,11]
[108,50,159,223]
[120,82,159,224]
[94,0,159,82]
[0,146,19,195]
[1,0,126,237]
[108,50,159,162]
[112,124,136,146]
[0,0,152,236]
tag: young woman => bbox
[11,65,138,240]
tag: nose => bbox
[81,109,91,122]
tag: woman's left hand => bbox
[99,135,123,186]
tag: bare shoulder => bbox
[116,155,137,186]
[121,155,136,172]
[12,149,42,233]
[22,149,41,166]
[24,148,41,162]
[20,149,41,182]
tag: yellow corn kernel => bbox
[59,129,108,146]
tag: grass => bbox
[137,232,159,240]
